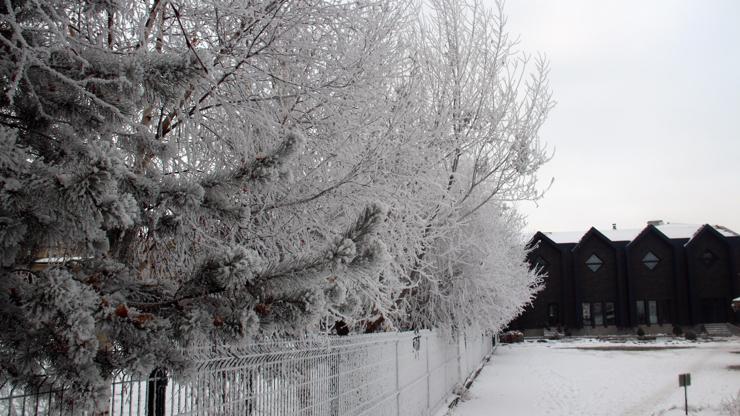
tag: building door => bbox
[700,298,727,323]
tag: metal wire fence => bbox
[1,327,495,416]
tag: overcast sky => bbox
[497,1,740,234]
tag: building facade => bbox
[511,222,740,334]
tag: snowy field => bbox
[452,338,740,416]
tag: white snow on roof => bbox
[538,223,738,244]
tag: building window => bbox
[648,300,658,325]
[585,254,603,272]
[605,302,615,325]
[636,300,647,325]
[637,299,661,325]
[548,303,559,327]
[582,302,591,326]
[700,250,716,266]
[642,251,660,270]
[534,255,549,271]
[583,302,615,327]
[593,302,603,326]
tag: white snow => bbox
[32,256,84,264]
[452,339,740,416]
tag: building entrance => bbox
[700,298,728,323]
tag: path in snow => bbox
[451,339,740,416]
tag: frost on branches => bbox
[393,0,552,331]
[0,0,403,407]
[0,0,551,408]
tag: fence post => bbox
[395,339,400,416]
[329,343,339,416]
[463,331,468,376]
[147,367,167,416]
[455,332,465,383]
[246,368,254,416]
[425,334,430,414]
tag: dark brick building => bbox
[512,222,740,335]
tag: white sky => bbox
[497,1,740,234]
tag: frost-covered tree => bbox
[395,0,552,330]
[0,0,409,409]
[0,0,551,410]
[404,202,543,330]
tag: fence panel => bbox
[0,328,493,416]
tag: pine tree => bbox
[0,0,405,409]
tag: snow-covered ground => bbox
[451,338,740,416]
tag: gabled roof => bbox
[527,231,559,250]
[572,226,615,252]
[684,224,733,248]
[538,223,738,245]
[625,224,673,249]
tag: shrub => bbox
[684,330,697,341]
[672,325,683,336]
[636,327,646,337]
